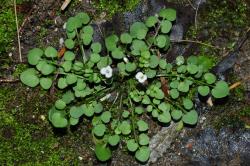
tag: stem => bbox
[75,30,87,63]
[164,97,187,114]
[128,97,137,141]
[148,20,161,49]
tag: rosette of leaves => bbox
[20,9,231,164]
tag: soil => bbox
[0,0,249,165]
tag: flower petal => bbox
[136,72,143,80]
[100,68,107,75]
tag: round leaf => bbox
[91,42,102,53]
[211,81,229,98]
[145,16,158,27]
[27,48,43,65]
[95,144,111,162]
[183,98,193,110]
[55,99,66,110]
[204,73,216,84]
[198,86,210,96]
[182,110,198,125]
[127,139,138,152]
[101,111,112,123]
[20,69,39,87]
[139,133,149,146]
[159,8,177,21]
[108,135,120,146]
[93,124,106,137]
[40,77,52,90]
[65,39,75,49]
[45,46,57,58]
[170,89,179,99]
[171,110,182,121]
[137,120,148,132]
[120,33,132,44]
[160,20,172,34]
[135,146,150,162]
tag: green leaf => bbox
[152,109,159,118]
[27,48,43,65]
[198,86,210,96]
[145,16,158,27]
[125,62,137,72]
[65,39,75,49]
[75,79,86,91]
[81,33,92,45]
[101,111,112,123]
[127,139,138,152]
[70,106,84,118]
[171,110,182,121]
[187,56,198,65]
[145,69,156,79]
[91,42,102,53]
[160,20,172,34]
[95,144,111,162]
[73,61,84,71]
[159,59,167,69]
[211,81,229,98]
[40,63,55,75]
[135,106,144,115]
[108,135,120,146]
[66,17,79,32]
[130,22,148,39]
[62,61,72,72]
[183,98,193,110]
[93,124,106,137]
[51,112,68,128]
[55,99,66,110]
[158,111,171,123]
[170,80,179,89]
[82,104,94,117]
[122,111,130,118]
[131,39,148,55]
[66,30,76,39]
[83,25,94,35]
[178,82,189,93]
[120,33,132,44]
[76,12,90,25]
[105,35,119,51]
[93,102,103,113]
[119,121,131,135]
[155,35,167,48]
[204,73,216,84]
[159,8,177,21]
[45,46,57,58]
[149,55,159,68]
[20,69,39,87]
[142,95,151,105]
[154,89,165,99]
[135,146,150,162]
[182,110,198,125]
[177,65,186,73]
[40,77,53,90]
[66,74,77,85]
[158,102,171,112]
[36,60,47,71]
[90,53,101,63]
[139,133,149,146]
[62,91,75,104]
[187,64,198,74]
[170,89,179,99]
[69,117,79,125]
[64,51,75,61]
[57,78,68,89]
[111,48,125,59]
[137,120,148,132]
[146,105,153,112]
[97,57,112,70]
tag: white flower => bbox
[100,66,113,78]
[135,72,147,83]
[123,57,129,63]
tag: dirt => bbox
[0,0,250,165]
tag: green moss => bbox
[93,0,141,18]
[0,85,80,165]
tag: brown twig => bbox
[0,78,19,83]
[14,0,22,62]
